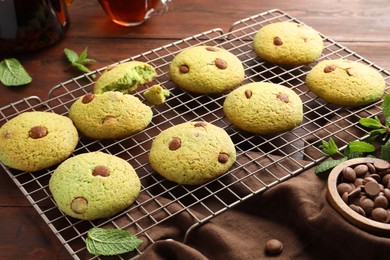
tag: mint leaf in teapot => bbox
[0,58,32,86]
[86,227,142,256]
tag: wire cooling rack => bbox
[1,9,389,259]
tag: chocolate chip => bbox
[205,46,217,52]
[273,37,283,46]
[354,164,369,177]
[71,197,88,214]
[103,115,116,123]
[218,153,229,163]
[28,126,48,139]
[277,93,289,103]
[92,165,110,177]
[179,65,189,73]
[265,239,283,255]
[245,89,252,99]
[374,160,390,171]
[169,137,181,150]
[82,93,95,104]
[365,181,381,197]
[194,122,207,127]
[342,166,356,182]
[371,207,388,223]
[324,65,336,73]
[215,58,228,69]
[374,195,388,209]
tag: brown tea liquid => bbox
[98,0,160,26]
[0,0,69,54]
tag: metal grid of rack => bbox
[1,9,389,259]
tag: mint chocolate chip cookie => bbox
[93,61,157,94]
[49,152,141,220]
[69,91,152,139]
[253,22,323,66]
[149,121,236,185]
[169,45,245,94]
[305,59,386,107]
[223,82,303,135]
[0,111,78,172]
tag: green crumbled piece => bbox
[93,61,157,94]
[143,84,170,105]
[86,227,142,256]
[0,58,32,86]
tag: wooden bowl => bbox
[326,157,390,236]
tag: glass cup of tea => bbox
[98,0,172,27]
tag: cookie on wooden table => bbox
[305,59,386,107]
[169,45,245,94]
[93,61,157,94]
[69,91,152,139]
[49,152,141,220]
[149,121,236,185]
[0,111,78,172]
[223,82,303,135]
[253,21,323,66]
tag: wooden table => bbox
[0,0,389,259]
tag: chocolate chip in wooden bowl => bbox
[327,158,390,236]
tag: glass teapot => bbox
[0,0,70,54]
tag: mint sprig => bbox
[316,92,390,176]
[0,58,32,86]
[64,47,96,74]
[86,227,142,256]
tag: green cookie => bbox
[69,91,152,139]
[169,45,245,94]
[253,22,323,66]
[223,82,303,135]
[49,152,141,220]
[93,61,157,94]
[149,121,236,185]
[0,111,78,172]
[306,59,386,107]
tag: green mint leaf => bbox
[315,157,348,178]
[381,138,390,161]
[64,47,96,74]
[0,58,32,86]
[359,116,383,129]
[86,228,142,256]
[73,63,91,73]
[347,141,376,154]
[319,137,339,155]
[78,47,88,62]
[64,48,79,64]
[382,93,390,119]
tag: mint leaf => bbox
[382,93,390,119]
[381,138,390,161]
[86,228,142,256]
[347,141,376,154]
[64,47,96,74]
[359,116,383,129]
[64,48,78,63]
[319,137,339,155]
[0,58,32,86]
[315,157,348,178]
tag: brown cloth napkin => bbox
[137,167,390,260]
